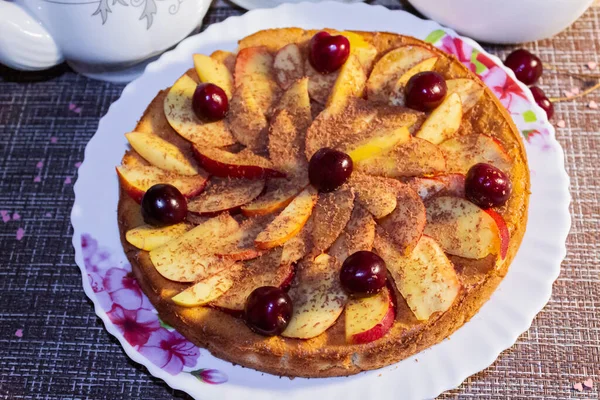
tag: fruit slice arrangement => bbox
[118,30,515,345]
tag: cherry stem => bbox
[544,64,600,79]
[549,81,600,103]
[543,64,600,102]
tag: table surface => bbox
[1,1,599,399]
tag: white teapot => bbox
[0,0,211,82]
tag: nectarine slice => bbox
[125,131,200,176]
[282,254,348,339]
[374,233,460,321]
[254,186,318,250]
[125,222,191,251]
[164,74,236,148]
[187,178,265,216]
[149,213,240,282]
[424,196,501,259]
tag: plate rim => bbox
[71,2,571,399]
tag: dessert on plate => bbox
[116,28,529,378]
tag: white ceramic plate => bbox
[71,2,571,399]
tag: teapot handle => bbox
[0,1,63,71]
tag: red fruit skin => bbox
[309,31,350,74]
[187,205,242,218]
[530,86,554,119]
[192,83,229,121]
[116,167,145,203]
[116,167,208,204]
[348,291,396,345]
[279,267,296,291]
[193,147,285,180]
[484,208,510,260]
[504,49,543,85]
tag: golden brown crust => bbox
[118,28,529,378]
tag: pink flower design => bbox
[104,268,151,310]
[107,305,160,347]
[439,35,476,72]
[522,128,553,150]
[139,328,200,375]
[190,368,228,384]
[481,66,528,109]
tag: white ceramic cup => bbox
[407,0,595,44]
[0,0,211,82]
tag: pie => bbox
[116,28,529,378]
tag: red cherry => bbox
[141,184,187,226]
[244,286,293,336]
[308,148,353,192]
[530,86,554,119]
[405,71,448,111]
[192,83,229,121]
[340,251,387,296]
[465,163,512,209]
[505,49,543,85]
[309,31,350,74]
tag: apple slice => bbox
[311,186,355,253]
[210,50,235,73]
[354,137,446,177]
[390,57,439,106]
[229,46,280,150]
[171,264,242,307]
[149,213,240,282]
[415,92,463,144]
[211,248,293,311]
[366,45,437,103]
[406,174,465,201]
[325,54,367,116]
[377,184,426,255]
[282,254,348,339]
[125,131,200,176]
[439,134,511,174]
[424,196,501,259]
[255,185,318,250]
[214,215,273,261]
[192,145,284,179]
[187,178,265,216]
[269,78,311,175]
[117,165,208,203]
[126,222,191,251]
[164,74,236,148]
[446,79,484,113]
[436,174,466,198]
[241,178,307,216]
[329,204,376,263]
[193,53,234,99]
[273,43,304,90]
[305,99,420,160]
[484,208,509,260]
[345,287,395,344]
[306,58,338,104]
[341,32,378,70]
[345,126,411,163]
[281,215,314,265]
[374,233,460,321]
[348,173,403,219]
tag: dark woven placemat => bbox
[1,1,598,399]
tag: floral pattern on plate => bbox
[82,234,226,383]
[426,29,553,149]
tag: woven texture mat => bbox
[0,1,598,399]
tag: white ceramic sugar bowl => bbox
[407,0,595,43]
[0,0,212,82]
